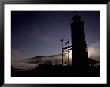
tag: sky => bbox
[11,11,100,63]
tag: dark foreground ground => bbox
[11,64,100,77]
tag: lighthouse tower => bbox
[70,15,88,68]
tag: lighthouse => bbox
[70,15,88,69]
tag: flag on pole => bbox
[65,39,69,45]
[59,37,63,44]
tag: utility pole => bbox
[65,39,69,65]
[68,41,69,65]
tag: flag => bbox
[65,39,69,45]
[59,38,63,44]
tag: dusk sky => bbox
[11,11,100,62]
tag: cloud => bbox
[11,41,100,69]
[88,41,100,61]
[11,49,37,69]
[12,62,36,70]
[11,49,36,69]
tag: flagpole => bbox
[62,40,63,66]
[60,38,63,66]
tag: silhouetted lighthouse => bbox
[70,15,88,68]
